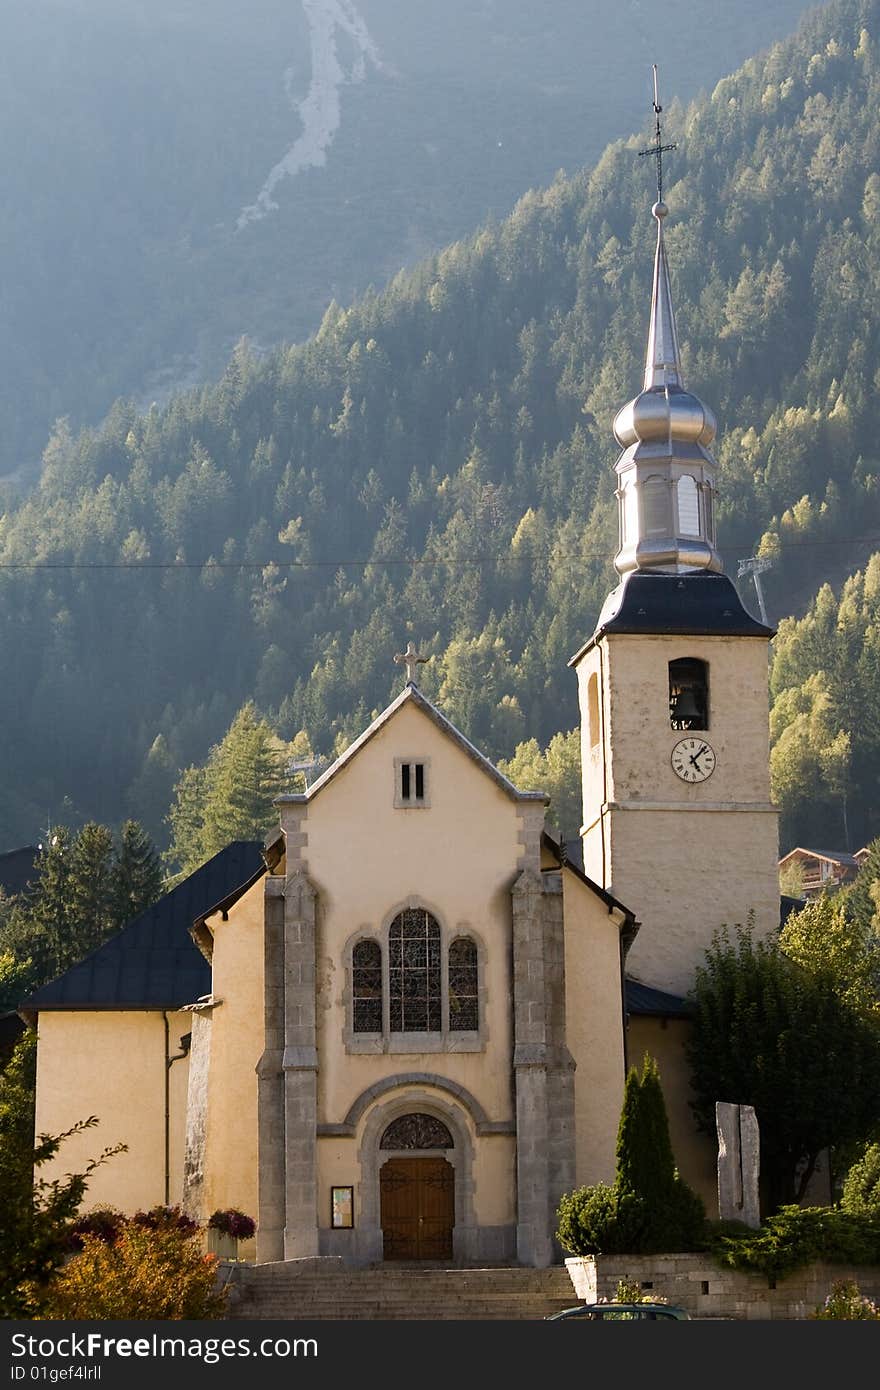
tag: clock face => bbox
[671,736,716,783]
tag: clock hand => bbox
[689,744,709,767]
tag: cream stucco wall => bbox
[577,632,780,996]
[291,702,522,1132]
[626,1015,717,1212]
[561,870,627,1188]
[279,700,536,1233]
[33,1010,190,1214]
[201,880,265,1226]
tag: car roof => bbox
[548,1301,689,1319]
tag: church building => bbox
[22,183,779,1268]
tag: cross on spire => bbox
[638,64,677,203]
[393,640,430,686]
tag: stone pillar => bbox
[281,868,319,1259]
[180,1007,213,1223]
[716,1100,760,1228]
[512,868,553,1268]
[257,879,286,1263]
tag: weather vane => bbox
[638,64,677,202]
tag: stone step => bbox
[225,1263,578,1320]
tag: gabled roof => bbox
[276,682,549,809]
[778,846,861,869]
[19,842,265,1018]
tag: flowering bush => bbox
[811,1280,880,1320]
[612,1279,668,1305]
[39,1224,226,1319]
[132,1204,199,1237]
[207,1208,255,1240]
[67,1206,126,1251]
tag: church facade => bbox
[23,185,780,1268]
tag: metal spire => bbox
[608,69,721,578]
[638,67,683,392]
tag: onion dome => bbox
[611,200,721,577]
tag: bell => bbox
[671,687,703,722]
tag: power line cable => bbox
[0,533,878,572]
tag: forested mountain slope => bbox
[0,0,815,478]
[2,0,879,856]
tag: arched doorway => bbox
[379,1113,455,1260]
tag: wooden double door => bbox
[380,1157,455,1260]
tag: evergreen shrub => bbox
[555,1053,707,1256]
[710,1205,880,1281]
[555,1185,647,1256]
[840,1141,880,1215]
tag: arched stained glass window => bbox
[389,908,441,1032]
[448,938,478,1031]
[352,939,382,1033]
[380,1113,454,1149]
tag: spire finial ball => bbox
[652,200,668,221]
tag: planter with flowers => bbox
[206,1208,256,1260]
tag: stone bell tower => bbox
[569,90,779,997]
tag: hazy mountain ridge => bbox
[0,0,877,856]
[0,0,816,476]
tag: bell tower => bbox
[569,78,779,997]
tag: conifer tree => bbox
[614,1053,706,1253]
[843,836,880,939]
[112,820,164,927]
[616,1054,678,1208]
[67,824,115,965]
[165,703,291,877]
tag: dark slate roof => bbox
[569,571,773,663]
[780,894,805,925]
[0,1010,27,1061]
[0,846,39,897]
[19,842,265,1014]
[625,979,692,1018]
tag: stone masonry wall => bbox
[565,1254,880,1320]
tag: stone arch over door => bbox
[356,1087,478,1265]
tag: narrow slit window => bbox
[397,760,427,805]
[677,475,701,537]
[642,476,669,536]
[352,940,382,1033]
[448,937,478,1031]
[587,672,600,749]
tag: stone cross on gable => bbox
[393,641,430,687]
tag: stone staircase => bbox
[222,1259,579,1320]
